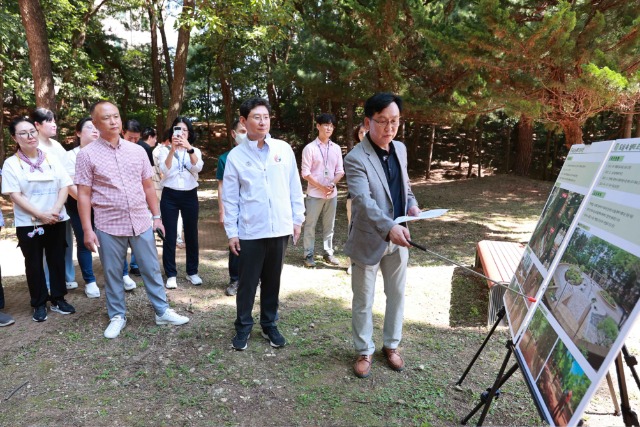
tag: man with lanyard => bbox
[75,100,189,338]
[300,113,344,268]
[222,97,304,351]
[344,93,421,378]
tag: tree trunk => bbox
[477,124,482,178]
[503,124,511,174]
[425,124,435,180]
[345,103,354,151]
[218,56,233,149]
[0,59,4,162]
[265,49,280,129]
[561,120,583,148]
[543,130,552,181]
[623,112,633,139]
[147,0,165,134]
[635,103,640,138]
[18,0,56,111]
[157,5,173,90]
[410,123,419,169]
[513,114,533,176]
[166,0,194,129]
[467,129,476,178]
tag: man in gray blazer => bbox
[344,93,421,378]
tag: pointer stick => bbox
[407,240,537,303]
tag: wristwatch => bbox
[187,148,195,154]
[152,215,161,220]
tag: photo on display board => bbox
[528,186,584,270]
[505,277,529,337]
[520,308,559,382]
[535,339,591,426]
[542,226,640,371]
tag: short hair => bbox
[239,98,271,119]
[171,116,196,144]
[162,128,173,143]
[316,113,336,126]
[89,100,114,116]
[353,123,365,143]
[231,118,241,131]
[363,93,403,118]
[31,107,55,124]
[142,127,156,140]
[9,116,35,136]
[123,119,142,134]
[75,117,93,146]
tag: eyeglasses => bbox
[16,130,39,139]
[250,115,270,123]
[370,118,402,128]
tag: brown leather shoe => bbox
[353,354,373,378]
[382,347,405,371]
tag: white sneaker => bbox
[123,275,137,291]
[85,282,100,298]
[186,274,203,286]
[104,315,126,339]
[66,281,78,290]
[155,308,189,325]
[166,277,177,289]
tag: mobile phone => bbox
[173,126,183,137]
[155,227,165,242]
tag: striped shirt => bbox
[74,137,153,236]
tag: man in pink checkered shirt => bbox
[75,100,190,339]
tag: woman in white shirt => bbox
[65,118,101,298]
[1,117,75,322]
[158,117,204,288]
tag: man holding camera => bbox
[75,100,189,339]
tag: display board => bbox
[503,139,640,426]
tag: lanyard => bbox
[318,140,330,173]
[173,149,188,173]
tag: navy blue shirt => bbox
[369,135,404,220]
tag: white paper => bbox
[394,209,449,224]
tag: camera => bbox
[173,126,183,137]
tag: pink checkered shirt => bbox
[74,137,153,236]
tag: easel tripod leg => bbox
[456,306,506,387]
[615,352,639,427]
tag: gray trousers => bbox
[303,195,338,257]
[96,228,169,319]
[351,243,408,355]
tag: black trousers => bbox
[0,264,4,309]
[17,222,67,307]
[160,187,199,277]
[234,235,288,333]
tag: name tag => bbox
[27,172,54,182]
[177,175,185,189]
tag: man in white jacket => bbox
[222,97,305,351]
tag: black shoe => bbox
[51,299,76,315]
[129,267,141,276]
[232,331,250,351]
[225,280,239,296]
[33,305,48,322]
[261,326,286,348]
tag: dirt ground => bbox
[0,163,638,426]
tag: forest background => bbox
[2,0,640,179]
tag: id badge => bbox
[27,172,54,182]
[177,175,185,189]
[324,169,329,177]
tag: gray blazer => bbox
[344,136,418,265]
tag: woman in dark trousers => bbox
[65,117,101,298]
[0,179,16,326]
[157,117,204,289]
[1,116,75,322]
